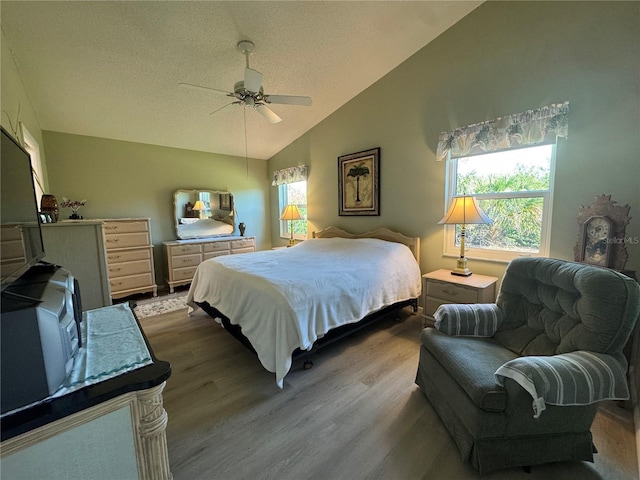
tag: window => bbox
[444,144,556,262]
[21,125,44,209]
[279,181,307,240]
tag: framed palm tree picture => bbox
[338,147,380,216]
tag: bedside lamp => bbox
[280,204,302,246]
[439,195,492,276]
[193,200,206,219]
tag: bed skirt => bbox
[196,298,418,362]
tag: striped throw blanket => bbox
[495,351,630,418]
[434,303,504,337]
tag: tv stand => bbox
[0,304,172,479]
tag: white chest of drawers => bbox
[103,219,157,299]
[163,236,256,293]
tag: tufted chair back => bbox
[494,257,640,366]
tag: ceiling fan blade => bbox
[255,104,282,124]
[179,82,230,95]
[244,68,263,93]
[209,102,238,116]
[265,94,312,106]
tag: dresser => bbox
[0,224,27,280]
[40,222,111,310]
[422,269,499,326]
[1,304,172,480]
[103,219,157,299]
[164,236,256,293]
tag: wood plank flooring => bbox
[140,307,638,480]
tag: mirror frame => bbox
[174,189,235,239]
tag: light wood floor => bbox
[140,307,638,480]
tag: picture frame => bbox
[338,147,380,216]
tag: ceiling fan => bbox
[180,40,312,124]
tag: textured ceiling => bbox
[1,1,481,160]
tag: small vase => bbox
[69,212,82,220]
[238,222,246,236]
[40,194,59,222]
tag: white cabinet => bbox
[422,269,498,327]
[103,219,157,299]
[164,236,256,293]
[40,221,111,310]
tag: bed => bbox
[177,217,233,239]
[187,226,421,387]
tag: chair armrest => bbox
[495,351,630,418]
[434,303,503,337]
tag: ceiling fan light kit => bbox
[181,39,312,124]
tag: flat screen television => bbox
[1,126,46,290]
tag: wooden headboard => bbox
[312,226,420,263]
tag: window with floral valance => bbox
[436,102,569,162]
[438,102,569,262]
[271,165,308,186]
[273,165,308,241]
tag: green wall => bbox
[269,1,640,280]
[1,29,49,189]
[42,131,271,285]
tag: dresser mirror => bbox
[174,189,234,239]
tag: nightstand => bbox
[422,269,499,327]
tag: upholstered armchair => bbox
[415,257,640,473]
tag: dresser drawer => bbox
[203,241,230,252]
[169,244,202,256]
[203,251,230,261]
[232,247,255,255]
[171,253,201,268]
[172,266,198,282]
[231,239,255,250]
[427,280,479,304]
[107,248,150,265]
[103,220,149,234]
[1,226,23,241]
[108,259,151,278]
[105,232,150,250]
[424,298,455,318]
[1,240,26,261]
[109,272,154,293]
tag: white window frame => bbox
[21,124,45,209]
[443,144,556,263]
[278,181,307,240]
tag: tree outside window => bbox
[445,144,555,261]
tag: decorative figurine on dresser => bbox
[164,189,255,293]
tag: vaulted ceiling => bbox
[1,1,481,160]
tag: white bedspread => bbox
[187,237,421,387]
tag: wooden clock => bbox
[573,194,631,271]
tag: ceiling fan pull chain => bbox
[243,107,249,179]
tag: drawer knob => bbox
[442,289,458,296]
[111,267,121,272]
[109,255,120,260]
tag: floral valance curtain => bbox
[272,165,308,186]
[435,101,569,161]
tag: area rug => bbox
[134,295,188,319]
